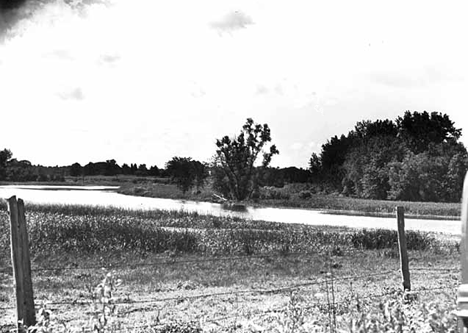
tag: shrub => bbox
[350,229,436,251]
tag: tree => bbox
[83,162,97,176]
[7,159,37,182]
[0,149,12,181]
[148,165,160,177]
[388,142,467,202]
[104,159,120,176]
[166,157,207,193]
[215,118,279,201]
[396,111,462,153]
[342,135,407,199]
[309,111,465,201]
[136,164,148,177]
[70,163,83,177]
[121,163,131,175]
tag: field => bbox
[0,202,462,332]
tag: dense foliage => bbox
[310,111,468,202]
[165,157,208,193]
[214,118,279,201]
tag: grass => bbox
[0,202,462,331]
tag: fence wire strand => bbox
[0,251,327,273]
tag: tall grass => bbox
[0,203,458,264]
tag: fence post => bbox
[396,206,410,291]
[457,173,468,332]
[8,196,36,331]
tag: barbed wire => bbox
[4,260,456,275]
[411,267,459,272]
[0,276,459,330]
[0,306,14,310]
[0,251,331,273]
[35,270,397,312]
[2,266,451,315]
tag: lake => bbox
[0,185,461,235]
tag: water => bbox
[0,185,461,235]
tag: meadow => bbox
[0,202,462,332]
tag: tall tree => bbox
[396,111,462,153]
[70,163,83,177]
[215,118,279,201]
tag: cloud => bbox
[57,87,84,100]
[210,10,253,33]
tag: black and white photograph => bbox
[1,0,468,331]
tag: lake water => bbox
[0,185,461,235]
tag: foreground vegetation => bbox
[0,203,462,331]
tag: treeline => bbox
[69,160,161,177]
[0,149,310,188]
[0,150,66,182]
[309,111,468,202]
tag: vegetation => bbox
[214,118,279,201]
[0,203,461,331]
[0,149,66,183]
[165,157,208,194]
[310,111,468,202]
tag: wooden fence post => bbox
[457,173,468,332]
[8,196,36,331]
[396,206,410,291]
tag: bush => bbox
[350,229,435,251]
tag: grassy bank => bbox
[117,182,462,219]
[0,203,461,331]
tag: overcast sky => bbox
[1,0,467,168]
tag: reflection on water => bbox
[0,185,460,235]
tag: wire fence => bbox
[0,252,460,332]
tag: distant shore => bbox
[1,175,462,220]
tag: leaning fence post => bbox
[396,206,410,291]
[457,173,468,332]
[8,196,36,331]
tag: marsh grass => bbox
[0,204,457,261]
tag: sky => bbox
[0,0,467,168]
